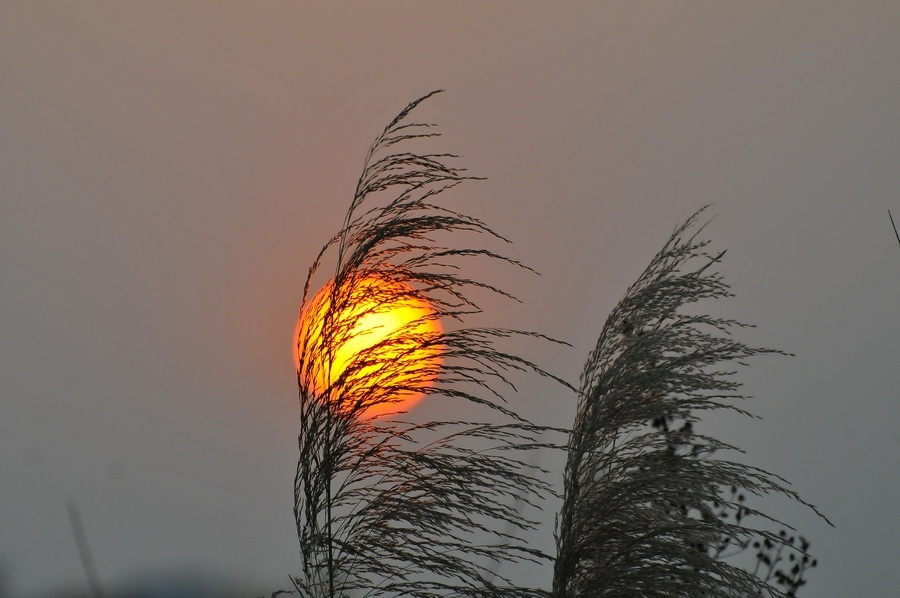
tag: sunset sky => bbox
[2,3,898,596]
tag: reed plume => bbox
[294,90,562,598]
[290,92,827,598]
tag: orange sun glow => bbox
[295,273,442,419]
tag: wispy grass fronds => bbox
[294,91,565,598]
[553,209,828,598]
[291,92,826,598]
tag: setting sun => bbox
[295,273,442,418]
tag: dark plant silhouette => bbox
[890,209,899,246]
[551,210,830,597]
[288,91,829,598]
[293,90,563,598]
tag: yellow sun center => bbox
[295,273,442,418]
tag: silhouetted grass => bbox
[288,92,829,598]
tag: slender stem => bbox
[66,500,105,598]
[325,402,335,597]
[890,209,900,246]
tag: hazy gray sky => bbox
[2,3,898,596]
